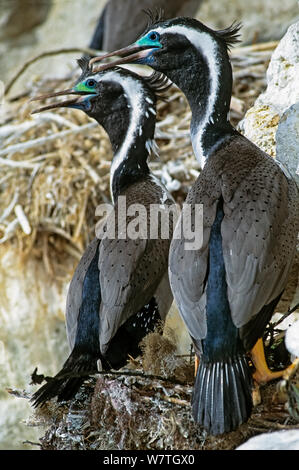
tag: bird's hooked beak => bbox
[89,44,159,72]
[30,87,97,114]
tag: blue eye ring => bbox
[86,79,96,88]
[148,31,160,42]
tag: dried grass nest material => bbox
[25,330,298,451]
[0,44,273,266]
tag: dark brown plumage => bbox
[30,67,177,407]
[67,178,176,358]
[170,133,298,436]
[170,134,298,350]
[86,15,299,435]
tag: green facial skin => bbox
[74,82,95,93]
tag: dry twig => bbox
[5,47,105,96]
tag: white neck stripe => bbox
[109,76,145,201]
[152,24,220,168]
[83,71,146,201]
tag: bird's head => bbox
[30,58,171,164]
[89,13,241,83]
[30,57,170,123]
[30,58,130,121]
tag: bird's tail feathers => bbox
[31,352,97,408]
[192,355,253,435]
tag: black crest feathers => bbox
[215,21,242,50]
[77,56,92,75]
[143,7,165,28]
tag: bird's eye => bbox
[86,79,96,88]
[148,31,160,42]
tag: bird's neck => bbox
[100,91,157,203]
[167,29,236,168]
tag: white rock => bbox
[258,22,299,115]
[239,20,299,179]
[276,102,299,187]
[239,105,279,157]
[285,320,299,357]
[236,430,299,450]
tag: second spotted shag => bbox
[31,62,177,406]
[90,14,299,434]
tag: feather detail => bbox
[145,70,172,98]
[77,56,92,74]
[143,7,165,28]
[31,351,101,407]
[215,21,242,50]
[192,355,252,435]
[146,138,160,160]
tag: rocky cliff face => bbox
[0,244,71,449]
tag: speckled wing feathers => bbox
[99,178,175,353]
[66,177,175,357]
[220,137,298,333]
[169,134,299,348]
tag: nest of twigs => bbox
[15,329,296,451]
[0,43,275,274]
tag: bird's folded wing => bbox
[221,152,299,341]
[169,183,219,343]
[169,135,298,348]
[98,197,173,353]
